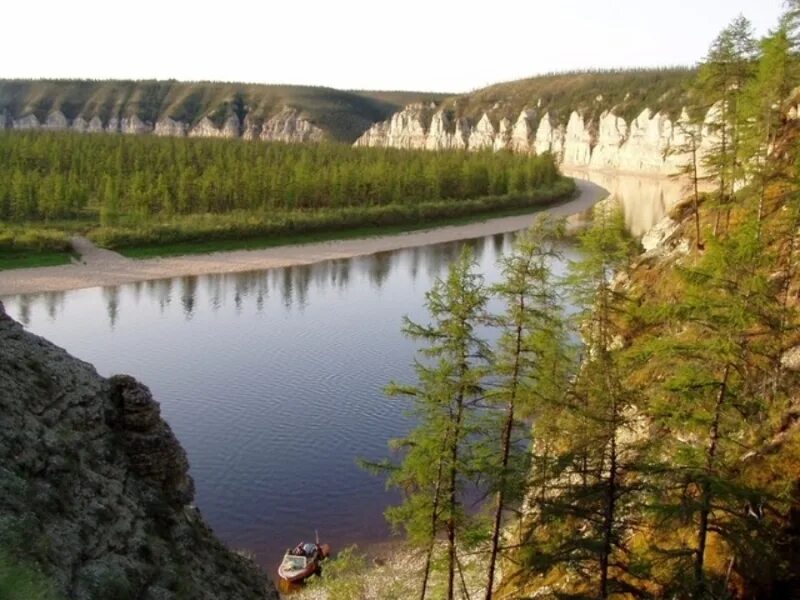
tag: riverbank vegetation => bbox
[0,132,572,262]
[333,6,800,600]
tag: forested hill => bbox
[0,80,447,143]
[0,71,699,146]
[444,67,697,123]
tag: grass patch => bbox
[0,251,74,271]
[117,195,576,259]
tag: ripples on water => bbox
[2,174,678,570]
[3,234,575,569]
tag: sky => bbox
[0,0,788,93]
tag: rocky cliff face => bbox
[1,106,323,144]
[355,103,722,177]
[0,301,278,600]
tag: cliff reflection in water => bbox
[563,169,685,237]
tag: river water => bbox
[1,173,681,572]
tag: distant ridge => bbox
[0,79,448,143]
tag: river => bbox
[0,172,681,571]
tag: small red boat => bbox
[277,539,331,584]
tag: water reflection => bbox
[563,169,685,237]
[2,231,536,570]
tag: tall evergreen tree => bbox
[383,248,490,600]
[482,217,572,599]
[696,16,757,236]
[740,24,797,230]
[635,219,788,597]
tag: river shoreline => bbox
[0,179,607,297]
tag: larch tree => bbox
[740,23,797,230]
[696,16,757,236]
[482,216,572,600]
[636,219,788,597]
[383,247,490,600]
[508,208,644,599]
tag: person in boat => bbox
[290,542,319,557]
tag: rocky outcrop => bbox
[0,301,277,600]
[260,107,324,143]
[534,112,565,159]
[44,110,69,130]
[12,113,40,130]
[120,115,153,135]
[154,117,187,137]
[189,115,241,138]
[0,106,319,144]
[87,115,104,133]
[510,110,536,152]
[71,116,89,132]
[353,102,727,177]
[782,345,800,372]
[562,111,594,167]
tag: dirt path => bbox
[69,236,129,266]
[0,179,607,297]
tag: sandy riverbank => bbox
[0,179,607,297]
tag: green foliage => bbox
[482,216,572,598]
[448,67,696,123]
[306,545,369,599]
[383,248,492,599]
[0,550,59,600]
[0,227,71,253]
[0,131,572,250]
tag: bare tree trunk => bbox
[455,549,472,600]
[691,136,703,250]
[599,420,618,599]
[447,391,465,600]
[695,364,730,596]
[714,105,728,238]
[756,119,773,240]
[485,302,525,600]
[420,451,447,600]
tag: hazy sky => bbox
[1,0,788,93]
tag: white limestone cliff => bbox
[71,116,88,132]
[189,115,241,138]
[492,117,513,152]
[120,116,152,135]
[13,114,40,130]
[154,117,187,137]
[352,102,737,177]
[0,105,318,144]
[424,110,454,150]
[533,113,565,160]
[510,110,536,153]
[562,111,594,167]
[44,111,69,130]
[259,108,324,143]
[471,113,497,150]
[589,112,628,170]
[86,116,103,132]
